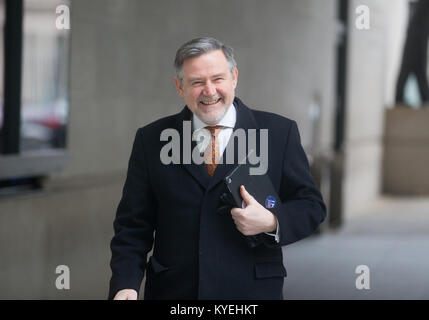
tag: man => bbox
[109,37,326,300]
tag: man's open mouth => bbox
[199,98,222,106]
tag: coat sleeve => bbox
[108,128,157,299]
[262,120,326,248]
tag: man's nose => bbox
[202,82,217,96]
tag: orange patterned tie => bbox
[204,125,223,176]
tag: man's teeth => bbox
[201,99,219,105]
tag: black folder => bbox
[224,161,281,247]
[225,164,280,211]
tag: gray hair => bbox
[174,37,237,81]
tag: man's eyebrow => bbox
[188,73,227,82]
[188,77,203,82]
[212,73,227,78]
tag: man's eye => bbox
[215,78,223,81]
[192,82,203,86]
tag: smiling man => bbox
[109,37,326,300]
[174,48,238,125]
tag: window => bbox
[0,0,70,189]
[21,0,69,151]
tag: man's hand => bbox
[113,289,138,300]
[230,185,277,235]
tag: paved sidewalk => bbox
[282,196,429,299]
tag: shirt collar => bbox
[192,103,236,132]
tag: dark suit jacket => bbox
[109,97,326,300]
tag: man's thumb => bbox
[240,185,255,205]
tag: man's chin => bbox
[197,109,227,125]
[199,112,225,125]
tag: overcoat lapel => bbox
[174,106,211,190]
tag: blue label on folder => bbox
[265,196,276,209]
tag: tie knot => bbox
[205,125,223,137]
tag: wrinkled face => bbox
[174,50,238,125]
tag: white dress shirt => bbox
[191,103,280,243]
[192,103,236,156]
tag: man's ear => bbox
[174,77,184,97]
[232,68,238,89]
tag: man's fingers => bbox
[114,292,127,300]
[230,207,244,217]
[114,289,138,300]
